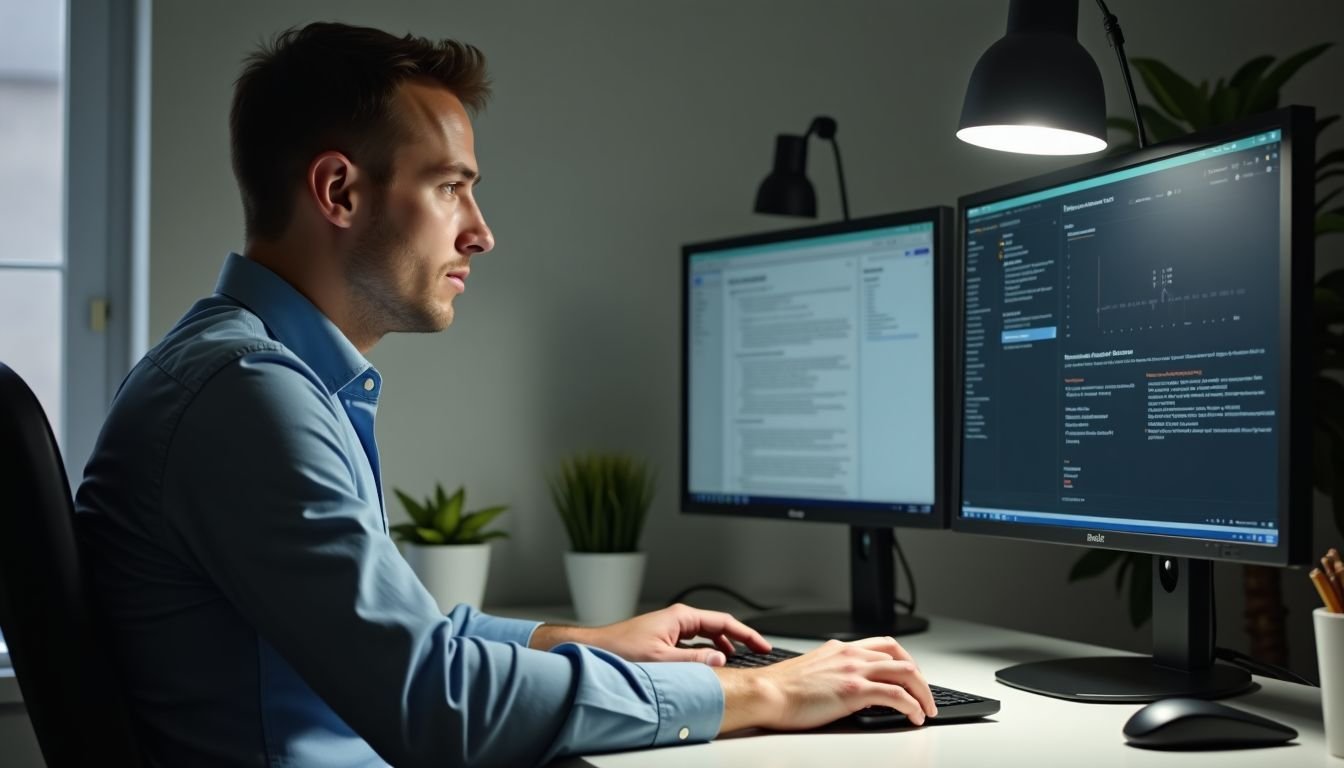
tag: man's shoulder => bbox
[145,297,292,393]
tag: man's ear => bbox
[306,151,363,229]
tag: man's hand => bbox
[714,636,936,733]
[528,603,771,665]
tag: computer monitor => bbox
[682,207,952,640]
[953,106,1314,701]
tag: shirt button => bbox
[363,378,375,392]
[678,727,690,740]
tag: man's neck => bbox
[242,241,382,353]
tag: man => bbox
[76,22,936,766]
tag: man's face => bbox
[346,82,495,334]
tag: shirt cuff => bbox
[635,661,724,746]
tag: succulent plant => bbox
[391,484,509,546]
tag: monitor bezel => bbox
[950,106,1314,567]
[680,207,954,530]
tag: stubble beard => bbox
[346,202,452,337]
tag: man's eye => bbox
[441,183,460,196]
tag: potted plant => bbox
[550,453,656,625]
[392,484,509,612]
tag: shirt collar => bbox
[214,252,374,396]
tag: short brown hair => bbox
[229,22,490,240]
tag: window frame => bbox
[63,0,150,477]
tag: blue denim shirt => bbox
[74,253,722,766]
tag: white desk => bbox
[557,614,1336,768]
[0,613,1332,767]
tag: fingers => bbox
[671,604,771,652]
[865,659,937,720]
[816,639,935,722]
[712,634,737,656]
[861,675,928,726]
[850,635,916,664]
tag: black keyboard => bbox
[723,647,1000,728]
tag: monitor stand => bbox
[996,556,1252,702]
[747,526,928,641]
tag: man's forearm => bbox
[528,623,599,651]
[712,668,779,734]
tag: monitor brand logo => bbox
[787,509,806,519]
[1086,533,1106,543]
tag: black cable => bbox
[1095,0,1148,148]
[664,583,780,612]
[1207,562,1315,686]
[892,531,917,616]
[806,116,851,221]
[828,139,851,221]
[1216,647,1315,687]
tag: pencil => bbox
[1323,557,1344,608]
[1312,568,1343,613]
[1333,559,1344,607]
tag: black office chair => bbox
[0,362,141,767]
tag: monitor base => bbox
[996,656,1252,703]
[747,610,929,641]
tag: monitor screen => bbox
[680,208,952,639]
[954,107,1312,568]
[682,209,950,529]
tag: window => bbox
[0,0,66,441]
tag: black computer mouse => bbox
[1123,697,1297,750]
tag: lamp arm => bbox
[1095,0,1148,148]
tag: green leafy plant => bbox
[1070,43,1343,637]
[550,454,655,553]
[391,484,509,545]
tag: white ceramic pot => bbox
[563,551,646,625]
[401,542,491,613]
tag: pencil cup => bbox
[1316,607,1344,757]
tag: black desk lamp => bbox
[957,0,1147,155]
[755,116,851,220]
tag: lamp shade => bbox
[957,0,1107,155]
[754,134,816,217]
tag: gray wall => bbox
[148,0,1344,676]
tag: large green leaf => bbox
[1334,483,1344,541]
[1245,42,1333,115]
[394,489,433,527]
[432,486,465,538]
[1322,189,1344,216]
[1129,555,1153,628]
[1138,105,1188,144]
[389,522,420,541]
[1318,212,1344,237]
[1132,58,1208,129]
[1114,551,1132,594]
[1208,83,1242,126]
[1227,55,1275,99]
[1320,188,1343,215]
[456,505,509,542]
[415,527,445,545]
[1318,270,1344,304]
[1314,425,1336,496]
[1068,548,1122,581]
